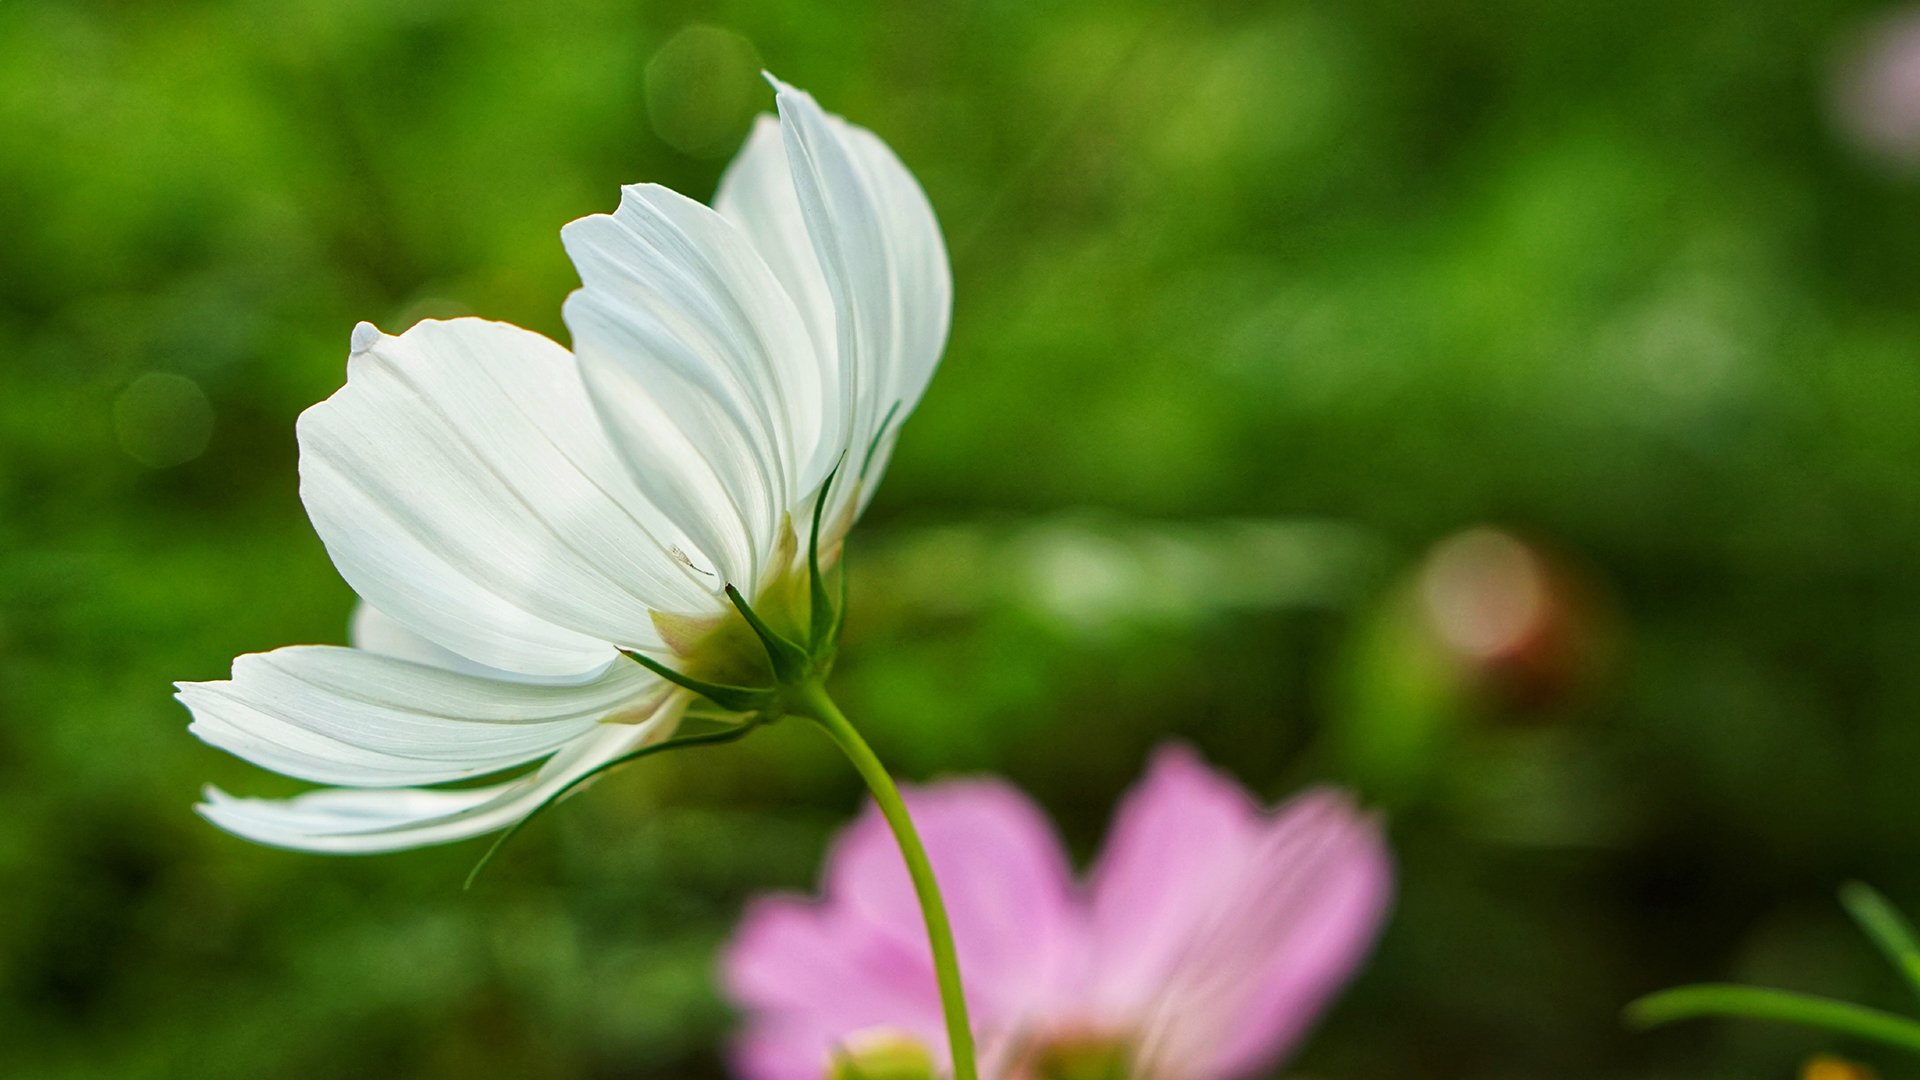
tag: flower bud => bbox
[1415,527,1609,713]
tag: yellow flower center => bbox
[1804,1056,1879,1080]
[650,547,818,689]
[1027,1034,1134,1080]
[826,1030,939,1080]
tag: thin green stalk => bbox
[792,680,979,1080]
[465,722,756,889]
[1627,984,1920,1053]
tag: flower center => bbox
[825,1029,939,1080]
[1026,1034,1134,1080]
[650,563,815,688]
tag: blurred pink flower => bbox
[723,744,1393,1080]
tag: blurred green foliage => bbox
[5,0,1920,1077]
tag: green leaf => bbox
[1841,882,1920,1005]
[1625,984,1920,1054]
[463,722,757,890]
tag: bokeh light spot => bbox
[113,371,213,468]
[1419,527,1548,663]
[645,26,761,159]
[1832,7,1920,171]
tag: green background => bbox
[6,0,1920,1076]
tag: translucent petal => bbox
[181,644,665,787]
[768,79,952,529]
[716,115,839,409]
[197,713,681,853]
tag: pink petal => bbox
[723,777,1086,1078]
[1137,789,1393,1079]
[728,1021,842,1080]
[724,894,940,1019]
[723,748,1393,1080]
[721,895,945,1080]
[825,778,1086,1021]
[1083,743,1265,1018]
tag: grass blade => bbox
[1626,984,1920,1054]
[1841,881,1920,1004]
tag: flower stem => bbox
[793,680,979,1080]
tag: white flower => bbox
[180,78,950,853]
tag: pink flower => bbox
[723,744,1393,1080]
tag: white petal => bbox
[300,318,718,677]
[181,644,666,787]
[197,716,680,853]
[350,599,498,675]
[768,79,952,526]
[562,184,827,590]
[715,116,840,431]
[348,601,590,686]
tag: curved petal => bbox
[349,600,497,677]
[299,318,717,677]
[715,115,838,420]
[822,778,1085,1023]
[1135,791,1393,1080]
[349,601,599,686]
[1084,743,1264,1018]
[181,645,666,787]
[562,184,826,591]
[768,79,952,528]
[197,707,683,853]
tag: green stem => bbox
[1627,984,1920,1054]
[793,680,979,1080]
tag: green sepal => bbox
[619,647,773,714]
[861,399,903,478]
[726,584,811,684]
[464,721,758,890]
[1842,881,1920,1004]
[808,457,844,651]
[830,543,850,644]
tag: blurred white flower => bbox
[179,77,950,853]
